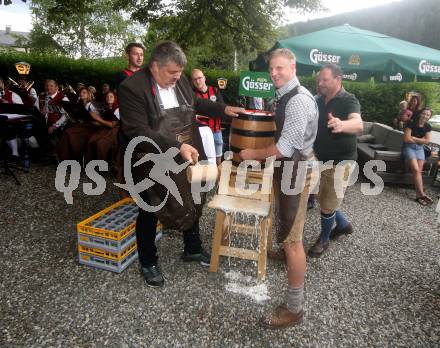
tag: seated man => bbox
[0,77,23,161]
[39,79,70,137]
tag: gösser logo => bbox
[309,49,341,65]
[241,76,273,92]
[419,60,440,74]
[343,73,357,81]
[389,73,403,82]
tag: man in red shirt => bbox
[191,68,224,165]
[115,43,145,90]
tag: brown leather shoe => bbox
[267,249,286,262]
[259,304,303,329]
[308,239,329,258]
[330,223,353,240]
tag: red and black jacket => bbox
[194,86,223,132]
[115,69,136,91]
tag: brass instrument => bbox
[62,84,76,95]
[10,61,35,92]
[8,77,37,108]
[15,61,31,75]
[8,77,34,91]
[217,77,228,89]
[8,77,19,87]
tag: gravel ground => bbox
[0,163,439,347]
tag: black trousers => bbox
[135,208,203,267]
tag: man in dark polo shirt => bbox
[308,64,363,257]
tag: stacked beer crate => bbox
[77,198,162,273]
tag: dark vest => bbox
[273,85,316,244]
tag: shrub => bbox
[202,73,440,124]
[300,76,440,124]
[0,51,126,91]
[196,69,241,105]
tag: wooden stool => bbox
[208,162,274,280]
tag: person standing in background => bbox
[115,43,145,90]
[191,68,224,165]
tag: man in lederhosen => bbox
[308,64,362,257]
[119,41,242,288]
[240,48,319,328]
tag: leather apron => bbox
[273,87,315,243]
[132,84,206,231]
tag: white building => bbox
[0,25,29,52]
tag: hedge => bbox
[206,72,440,125]
[1,51,439,125]
[0,51,126,91]
[300,77,440,125]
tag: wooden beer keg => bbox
[229,110,276,166]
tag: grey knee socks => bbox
[286,284,304,314]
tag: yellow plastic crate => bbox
[77,198,163,241]
[78,248,138,273]
[78,240,137,261]
[76,198,137,240]
[78,230,136,253]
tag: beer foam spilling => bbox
[224,270,270,303]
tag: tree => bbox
[283,0,440,51]
[115,0,323,70]
[1,0,27,5]
[27,0,323,67]
[115,0,323,51]
[27,24,66,55]
[29,0,145,58]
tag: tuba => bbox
[9,62,36,107]
[13,62,35,91]
[8,77,36,108]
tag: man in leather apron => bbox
[119,41,242,288]
[240,49,319,329]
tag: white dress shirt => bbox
[156,84,179,109]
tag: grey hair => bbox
[321,64,343,79]
[268,48,296,64]
[148,41,187,68]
